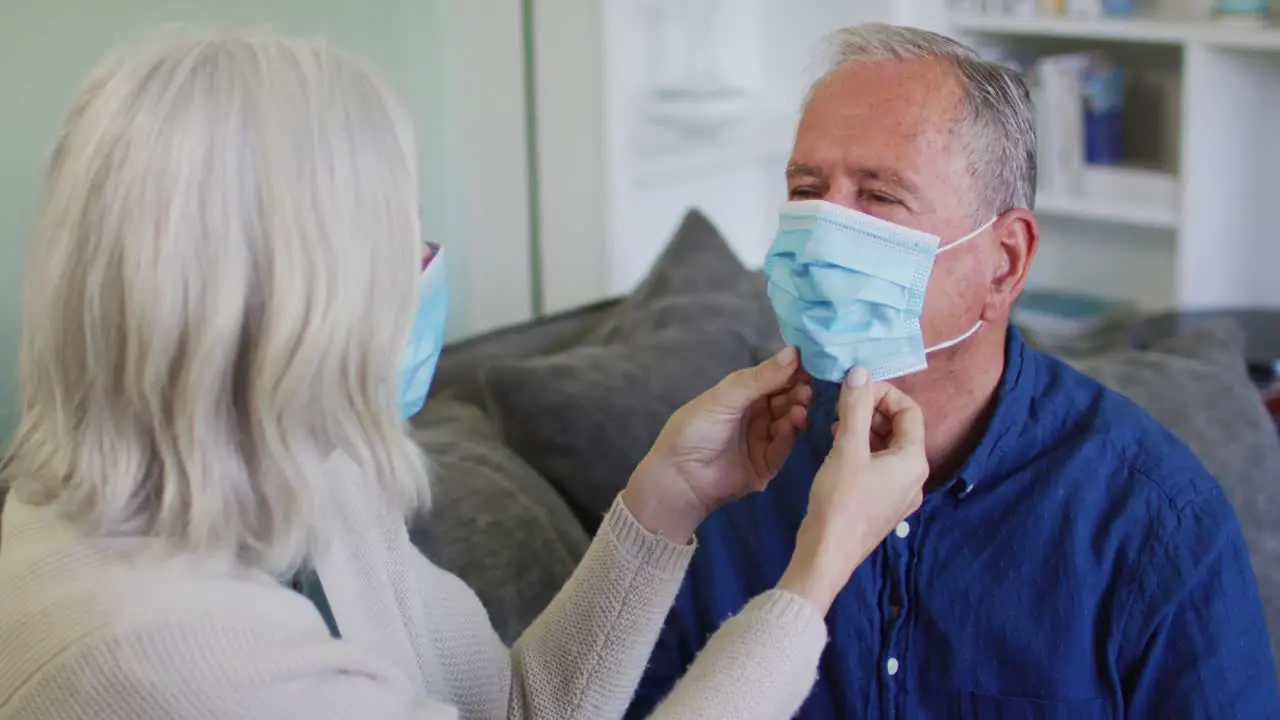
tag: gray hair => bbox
[809,23,1037,216]
[2,27,428,577]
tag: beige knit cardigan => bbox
[0,452,827,719]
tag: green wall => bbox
[0,0,467,443]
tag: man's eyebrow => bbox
[785,163,823,180]
[857,167,921,198]
[786,163,921,199]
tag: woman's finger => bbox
[833,367,874,458]
[791,381,813,406]
[875,384,926,452]
[745,396,771,440]
[789,404,807,433]
[769,381,812,420]
[769,392,788,420]
[752,412,794,479]
[710,346,801,414]
[871,411,891,436]
[768,413,798,450]
[869,433,889,454]
[903,489,924,516]
[833,413,888,438]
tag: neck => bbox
[896,324,1009,488]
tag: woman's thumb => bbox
[834,367,874,457]
[710,346,800,412]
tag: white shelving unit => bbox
[926,0,1280,310]
[1035,191,1181,229]
[530,0,1280,314]
[949,12,1280,51]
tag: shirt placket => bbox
[880,512,915,719]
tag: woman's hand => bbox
[622,346,812,544]
[778,367,929,613]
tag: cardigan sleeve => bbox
[417,495,695,718]
[648,589,828,719]
[420,495,827,720]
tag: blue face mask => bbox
[764,200,994,383]
[397,244,448,419]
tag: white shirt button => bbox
[895,521,910,538]
[886,657,900,676]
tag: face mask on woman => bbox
[397,243,448,419]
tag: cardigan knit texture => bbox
[0,452,827,719]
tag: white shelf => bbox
[1035,192,1180,230]
[949,14,1280,51]
[1202,24,1280,51]
[950,13,1191,44]
[631,112,795,182]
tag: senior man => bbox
[627,24,1279,719]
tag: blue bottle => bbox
[1082,59,1125,165]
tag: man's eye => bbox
[864,192,899,205]
[789,187,821,200]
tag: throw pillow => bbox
[481,293,761,529]
[1073,322,1280,662]
[425,298,620,414]
[590,209,752,342]
[408,398,590,644]
[739,270,786,361]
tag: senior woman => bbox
[0,29,929,720]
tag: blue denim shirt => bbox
[628,329,1279,719]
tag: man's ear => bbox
[981,208,1038,321]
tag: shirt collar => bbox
[949,326,1036,497]
[804,326,1038,499]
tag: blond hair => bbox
[2,27,428,577]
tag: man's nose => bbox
[822,183,862,214]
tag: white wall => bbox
[450,0,536,333]
[535,0,901,305]
[529,0,612,314]
[0,0,538,441]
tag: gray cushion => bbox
[427,208,755,417]
[590,209,753,341]
[423,298,621,416]
[1073,322,1280,661]
[594,207,783,361]
[738,271,786,360]
[408,398,589,644]
[424,209,751,416]
[481,294,761,529]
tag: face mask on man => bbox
[764,199,995,383]
[397,243,448,419]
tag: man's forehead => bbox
[803,58,963,134]
[794,59,965,185]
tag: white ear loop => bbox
[931,217,998,353]
[924,216,995,354]
[925,319,983,354]
[936,216,997,255]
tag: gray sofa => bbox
[408,209,1280,677]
